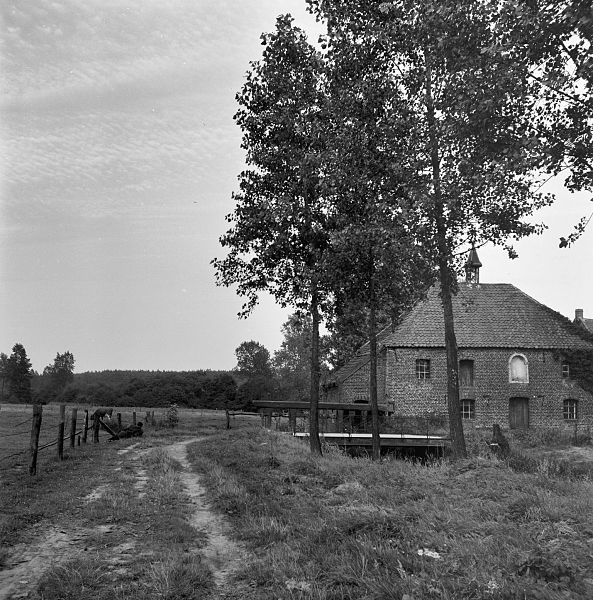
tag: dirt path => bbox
[0,438,245,599]
[167,439,245,590]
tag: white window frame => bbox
[509,353,529,384]
[415,359,430,381]
[460,399,475,420]
[563,399,578,421]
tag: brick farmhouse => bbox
[326,252,593,431]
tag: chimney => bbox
[575,309,584,322]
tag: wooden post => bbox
[78,434,81,446]
[57,404,65,460]
[82,409,89,443]
[289,409,296,434]
[337,410,344,433]
[69,407,78,449]
[29,404,43,475]
[264,409,272,429]
[132,411,137,425]
[117,413,122,429]
[225,409,230,429]
[93,414,100,443]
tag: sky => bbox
[0,1,591,374]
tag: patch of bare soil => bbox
[0,438,246,599]
[0,526,89,600]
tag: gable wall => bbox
[386,347,593,430]
[327,350,387,404]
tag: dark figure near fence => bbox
[91,408,113,421]
[489,423,510,458]
[109,422,143,441]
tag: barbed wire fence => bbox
[0,404,144,475]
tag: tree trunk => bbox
[369,262,381,461]
[424,46,466,459]
[309,284,322,456]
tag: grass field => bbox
[2,404,593,599]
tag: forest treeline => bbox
[45,370,241,410]
[0,313,326,410]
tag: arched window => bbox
[509,354,529,383]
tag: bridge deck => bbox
[294,432,449,448]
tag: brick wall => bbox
[386,347,593,431]
[329,349,386,404]
[334,346,593,431]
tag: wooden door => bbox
[509,397,529,429]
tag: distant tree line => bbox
[0,311,354,411]
[58,370,239,410]
[0,343,242,410]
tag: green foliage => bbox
[234,341,274,408]
[27,370,239,410]
[495,0,593,197]
[5,343,32,403]
[40,350,75,401]
[273,313,330,401]
[212,14,330,317]
[235,340,272,378]
[166,403,179,428]
[560,348,593,395]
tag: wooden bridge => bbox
[253,400,450,455]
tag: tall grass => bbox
[188,428,593,599]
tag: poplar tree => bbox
[213,15,329,454]
[497,0,593,246]
[310,0,552,458]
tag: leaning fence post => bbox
[93,414,100,443]
[29,404,43,475]
[57,404,66,460]
[82,409,88,443]
[70,407,78,449]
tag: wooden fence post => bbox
[57,404,65,460]
[289,409,296,434]
[82,410,88,443]
[225,409,230,429]
[337,410,344,433]
[117,413,122,429]
[132,411,137,425]
[93,414,100,443]
[70,408,78,449]
[29,404,43,475]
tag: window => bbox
[459,360,474,386]
[509,354,529,383]
[562,363,570,379]
[416,359,430,380]
[563,399,578,421]
[461,399,475,419]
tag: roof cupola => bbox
[465,246,482,284]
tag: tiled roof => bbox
[381,283,593,350]
[328,326,392,384]
[584,318,593,333]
